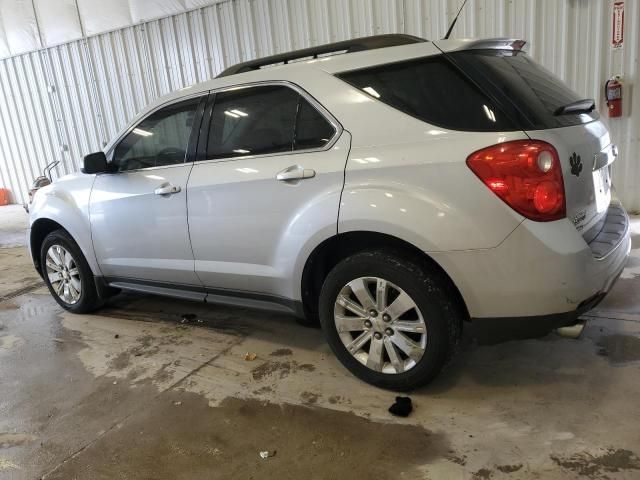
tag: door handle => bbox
[154,184,181,195]
[276,165,316,182]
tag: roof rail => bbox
[217,34,427,78]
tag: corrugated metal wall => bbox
[0,0,638,210]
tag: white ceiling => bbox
[0,0,219,58]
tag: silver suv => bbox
[27,35,630,390]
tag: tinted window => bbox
[294,99,335,150]
[207,85,299,159]
[448,50,598,129]
[337,56,517,132]
[114,97,199,171]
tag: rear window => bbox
[336,55,518,132]
[446,50,598,129]
[295,99,336,150]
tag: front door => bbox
[187,83,348,299]
[90,95,205,286]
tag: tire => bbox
[319,250,462,391]
[296,306,321,328]
[40,229,103,314]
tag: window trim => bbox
[105,92,208,173]
[196,80,343,166]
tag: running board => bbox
[103,277,304,317]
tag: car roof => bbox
[216,34,426,77]
[140,35,526,118]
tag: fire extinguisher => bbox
[605,76,623,118]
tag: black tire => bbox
[40,229,103,314]
[319,250,462,391]
[296,306,321,328]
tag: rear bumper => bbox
[470,292,607,344]
[431,201,631,332]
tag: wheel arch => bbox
[300,231,469,322]
[30,218,68,276]
[30,217,99,279]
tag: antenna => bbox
[444,0,469,40]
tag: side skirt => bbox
[101,276,305,317]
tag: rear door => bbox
[446,49,614,235]
[187,83,348,297]
[90,94,206,286]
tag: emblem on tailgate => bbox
[571,210,586,230]
[569,152,583,177]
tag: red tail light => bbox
[466,140,565,222]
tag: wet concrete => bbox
[1,205,640,479]
[46,392,449,480]
[550,449,640,479]
[0,246,42,300]
[596,335,640,364]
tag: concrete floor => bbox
[1,203,640,480]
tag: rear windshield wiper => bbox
[553,99,595,116]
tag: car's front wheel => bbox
[41,230,102,313]
[319,250,462,391]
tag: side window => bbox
[206,85,299,159]
[294,99,335,150]
[114,97,200,172]
[337,56,517,132]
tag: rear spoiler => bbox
[434,38,527,53]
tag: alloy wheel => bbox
[45,244,82,305]
[333,276,427,374]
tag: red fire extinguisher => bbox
[605,76,623,118]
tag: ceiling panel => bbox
[34,0,83,46]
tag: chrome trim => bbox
[593,152,608,171]
[112,162,192,174]
[593,144,617,171]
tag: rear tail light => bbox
[466,140,565,222]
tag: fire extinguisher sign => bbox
[612,1,624,49]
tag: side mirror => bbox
[82,152,108,174]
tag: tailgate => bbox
[528,120,615,236]
[441,50,616,238]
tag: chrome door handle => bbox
[276,165,316,182]
[154,184,181,195]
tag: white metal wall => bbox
[0,0,227,57]
[0,0,638,210]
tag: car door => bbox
[187,83,349,299]
[90,94,206,287]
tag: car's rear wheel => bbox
[41,230,102,313]
[319,250,461,391]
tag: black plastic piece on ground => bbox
[389,396,413,417]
